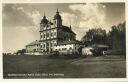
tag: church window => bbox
[62,48,66,50]
[51,33,53,36]
[55,20,56,24]
[54,43,57,46]
[51,43,53,47]
[47,43,49,46]
[54,32,56,36]
[44,34,45,38]
[46,33,49,37]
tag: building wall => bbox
[82,47,93,55]
[39,11,76,53]
[40,28,57,41]
[54,44,74,51]
[26,44,40,53]
[40,26,76,53]
[40,25,76,52]
[40,23,58,52]
[53,43,82,54]
[54,44,75,55]
[40,40,57,52]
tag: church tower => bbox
[53,9,62,27]
[40,14,48,28]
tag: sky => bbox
[2,3,125,53]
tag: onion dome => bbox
[40,15,48,24]
[54,9,61,20]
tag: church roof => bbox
[26,40,40,46]
[54,14,61,19]
[40,16,49,24]
[61,25,76,34]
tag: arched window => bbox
[47,43,49,47]
[43,44,45,47]
[54,32,56,36]
[46,33,49,37]
[44,34,45,38]
[51,33,53,36]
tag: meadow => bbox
[3,55,126,78]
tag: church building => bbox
[40,9,77,53]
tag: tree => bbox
[107,22,126,55]
[81,28,107,46]
[16,49,26,55]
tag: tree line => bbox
[81,22,126,55]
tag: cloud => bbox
[26,10,42,30]
[61,12,84,40]
[3,4,43,31]
[3,3,125,53]
[3,26,39,53]
[3,4,34,28]
[69,3,107,28]
[3,4,41,53]
[61,12,79,27]
[61,3,108,40]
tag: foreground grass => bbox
[3,55,126,78]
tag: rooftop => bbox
[26,40,40,46]
[61,25,76,34]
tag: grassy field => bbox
[3,55,126,78]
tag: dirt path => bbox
[71,58,125,65]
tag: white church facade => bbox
[26,9,83,55]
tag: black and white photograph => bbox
[2,3,126,78]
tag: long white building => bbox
[26,40,41,54]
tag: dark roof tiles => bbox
[61,25,76,34]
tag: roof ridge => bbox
[26,40,40,46]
